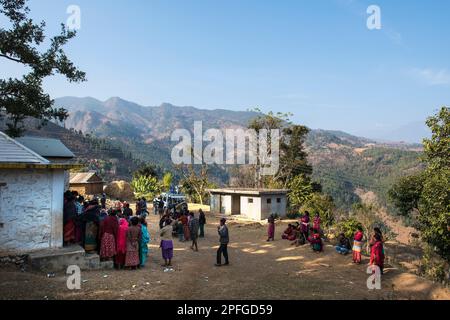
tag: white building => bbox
[0,131,78,255]
[208,188,289,221]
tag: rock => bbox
[104,180,134,200]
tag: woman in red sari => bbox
[282,224,295,240]
[115,218,129,269]
[181,212,190,241]
[99,210,119,261]
[313,213,321,233]
[352,227,364,264]
[370,233,385,274]
[63,191,77,245]
[267,215,275,241]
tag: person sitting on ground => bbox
[309,229,323,253]
[282,224,295,240]
[335,233,351,255]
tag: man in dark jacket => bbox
[215,218,229,266]
[198,209,206,237]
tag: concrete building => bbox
[207,188,289,221]
[69,171,104,196]
[0,131,78,255]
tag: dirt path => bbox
[0,214,448,300]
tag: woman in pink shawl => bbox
[115,218,129,269]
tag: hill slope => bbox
[8,96,424,210]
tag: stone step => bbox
[28,245,86,272]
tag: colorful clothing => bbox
[99,215,119,259]
[140,224,150,267]
[125,225,141,267]
[115,218,129,266]
[160,225,174,261]
[313,216,321,231]
[352,231,364,263]
[370,240,385,274]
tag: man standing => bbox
[215,218,229,266]
[189,211,200,251]
[198,209,206,238]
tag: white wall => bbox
[240,196,262,220]
[261,195,287,219]
[0,168,65,254]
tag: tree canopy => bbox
[0,0,86,137]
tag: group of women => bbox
[63,191,150,269]
[274,210,385,274]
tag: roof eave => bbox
[0,163,84,170]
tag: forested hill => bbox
[306,130,423,210]
[1,96,424,211]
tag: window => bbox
[277,198,281,203]
[248,198,253,203]
[267,198,272,204]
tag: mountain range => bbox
[1,96,424,211]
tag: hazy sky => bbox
[1,0,450,139]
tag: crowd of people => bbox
[277,210,385,274]
[63,191,229,269]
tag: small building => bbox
[207,188,289,221]
[0,131,79,254]
[69,171,104,196]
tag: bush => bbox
[419,245,449,284]
[336,218,362,239]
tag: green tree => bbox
[388,172,424,216]
[133,164,158,179]
[389,107,450,261]
[131,175,161,199]
[0,0,86,137]
[301,193,335,228]
[287,174,314,211]
[162,172,173,190]
[178,164,213,205]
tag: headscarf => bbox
[116,218,129,254]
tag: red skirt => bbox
[183,225,190,241]
[125,251,140,267]
[100,233,116,258]
[64,219,76,243]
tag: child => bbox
[352,227,364,264]
[139,217,150,267]
[267,214,275,241]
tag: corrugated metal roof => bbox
[0,131,50,164]
[16,136,74,158]
[69,171,103,184]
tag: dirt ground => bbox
[0,213,449,300]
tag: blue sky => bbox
[2,0,450,141]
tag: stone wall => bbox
[0,168,64,254]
